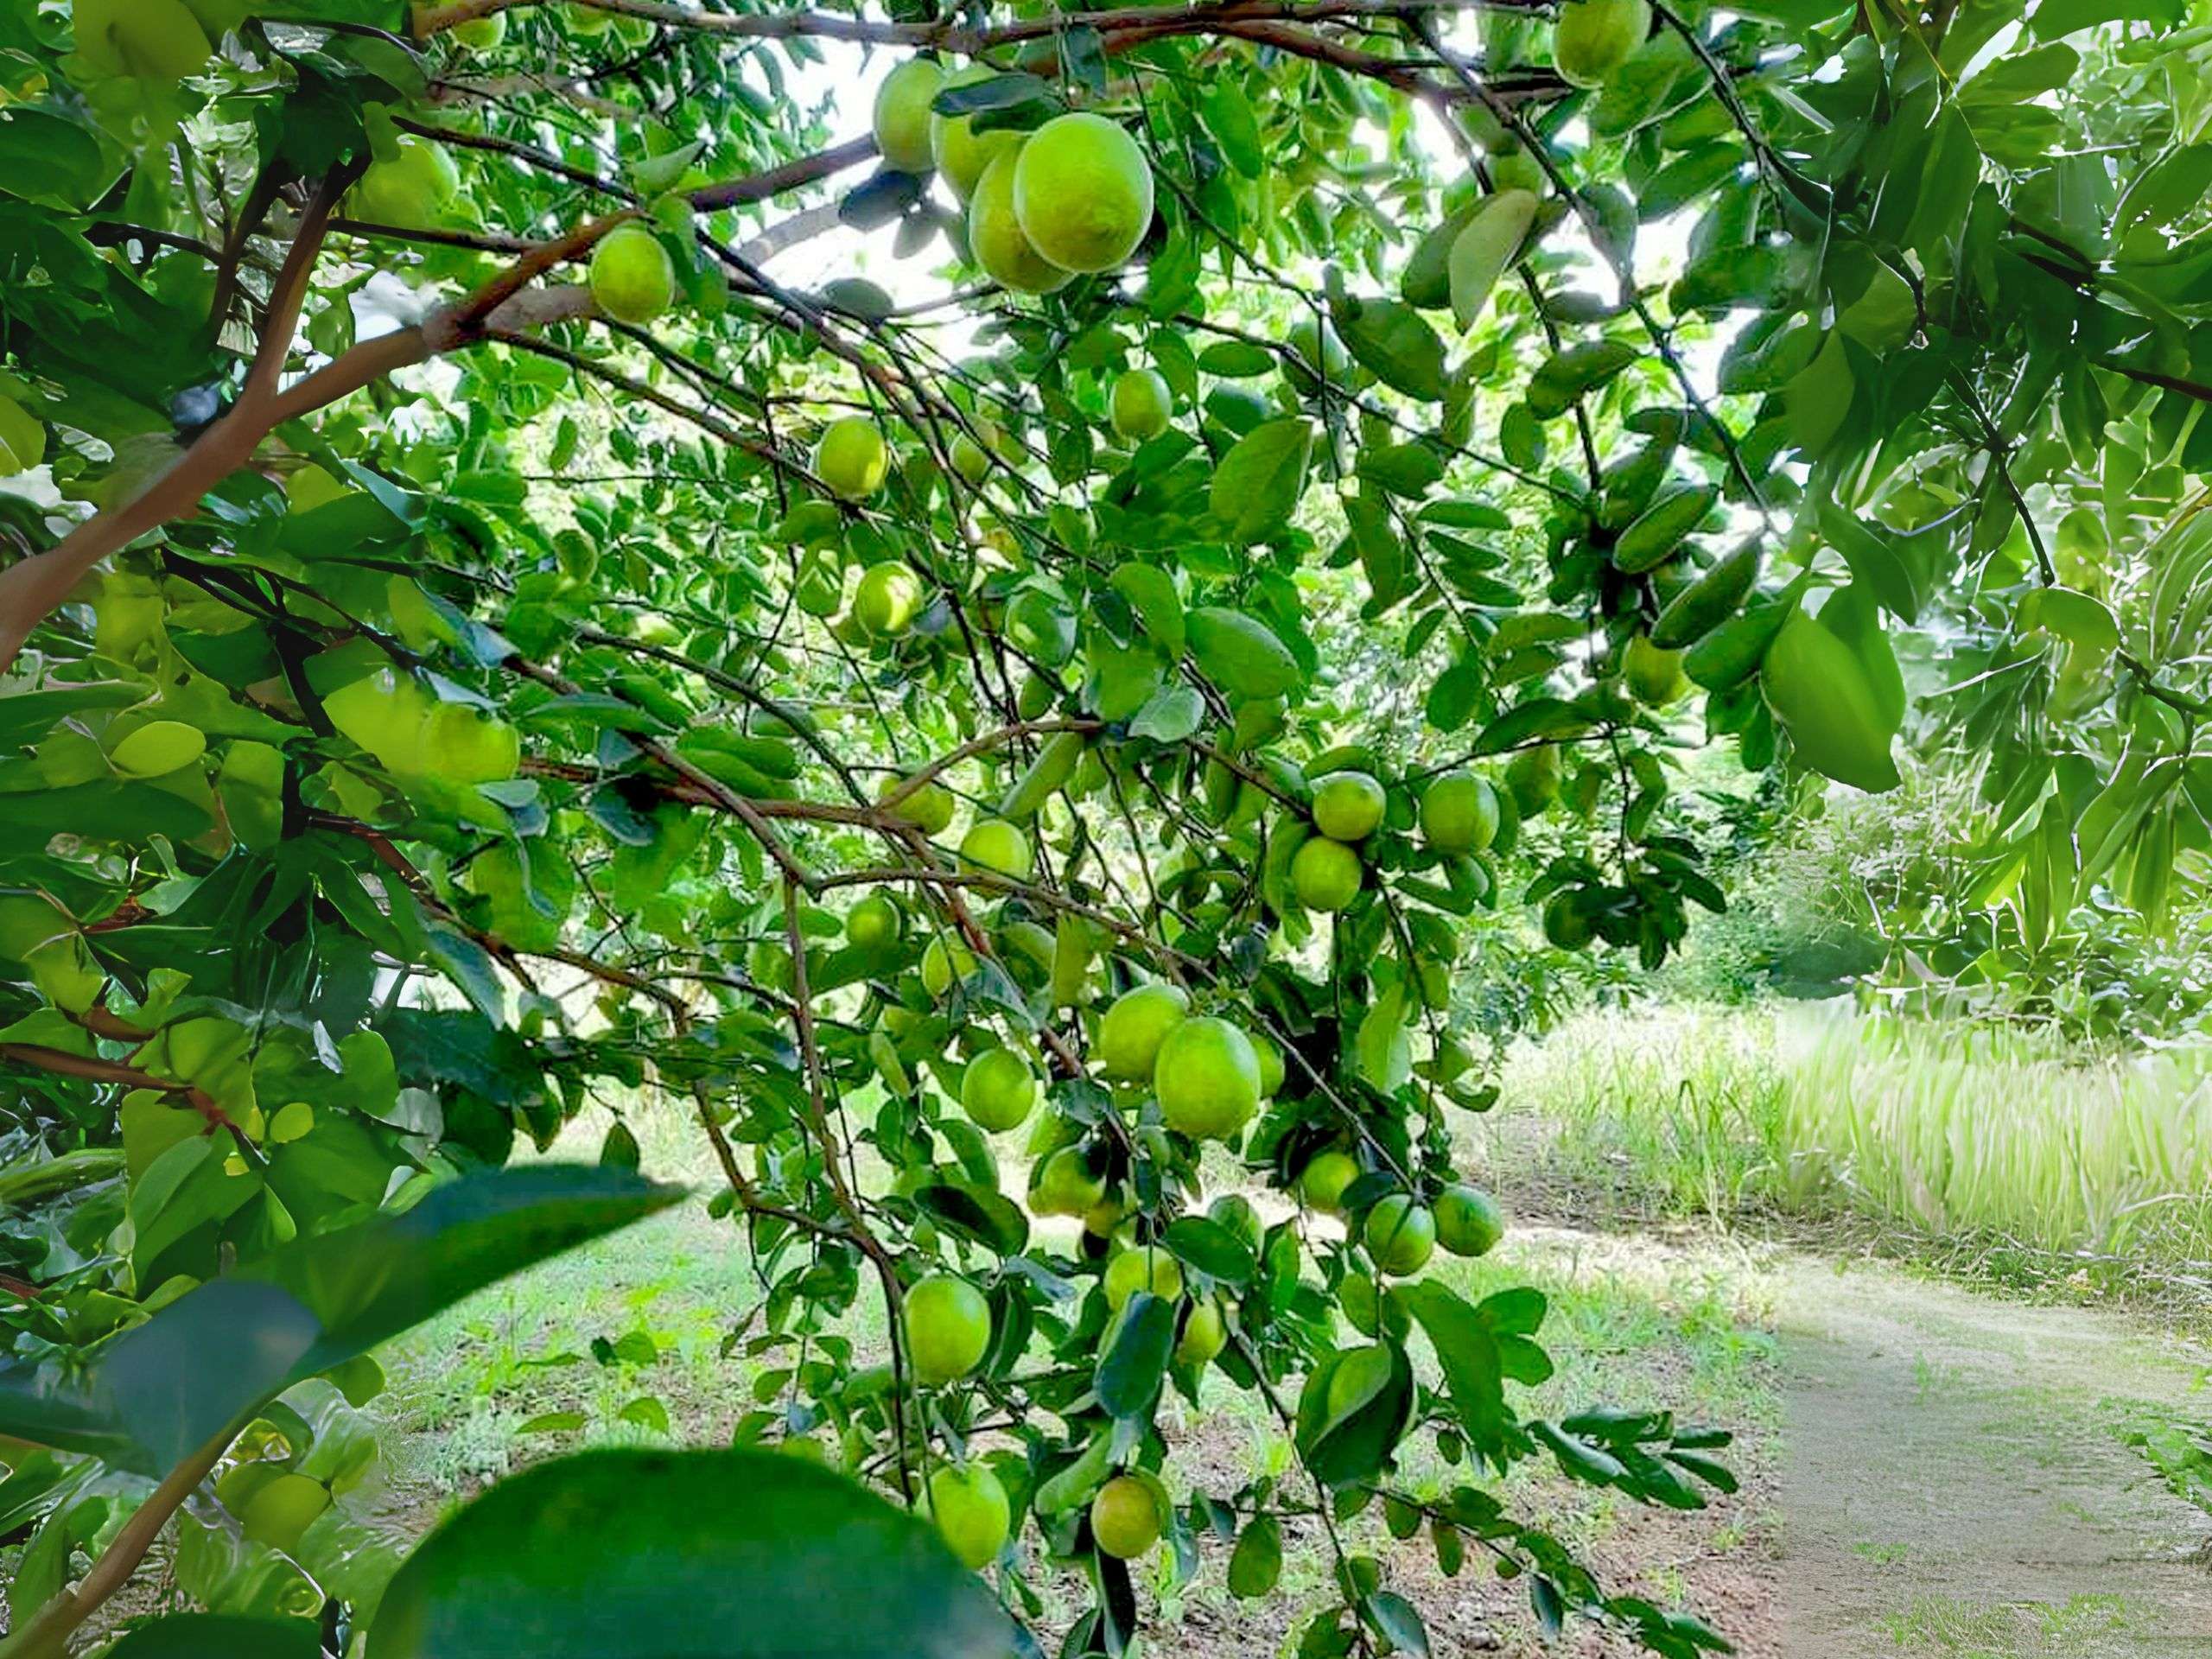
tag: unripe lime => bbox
[969,149,1073,295]
[567,3,614,33]
[1249,1030,1286,1099]
[1154,1015,1261,1141]
[238,1472,331,1553]
[1030,1145,1107,1217]
[931,67,1026,201]
[1553,0,1651,88]
[950,431,991,485]
[881,775,957,834]
[108,720,205,779]
[1434,1185,1504,1257]
[1083,1188,1134,1236]
[847,893,903,947]
[1290,836,1363,912]
[853,561,925,637]
[350,137,461,230]
[74,0,212,81]
[961,1047,1037,1132]
[1109,369,1172,442]
[926,1463,1010,1570]
[1624,632,1688,706]
[1015,671,1057,721]
[1104,1246,1183,1312]
[1013,112,1155,274]
[1419,769,1498,853]
[1505,743,1563,817]
[1542,891,1594,950]
[921,936,978,998]
[815,417,889,500]
[905,1273,991,1384]
[1284,317,1351,393]
[1096,982,1191,1080]
[451,10,507,48]
[874,58,945,173]
[1090,1475,1162,1559]
[588,226,677,326]
[1175,1297,1228,1368]
[960,817,1034,880]
[1311,771,1386,842]
[1300,1148,1361,1215]
[1363,1195,1437,1276]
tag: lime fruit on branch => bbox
[1363,1194,1437,1276]
[1290,836,1363,912]
[1090,1475,1163,1559]
[1154,1015,1262,1140]
[969,148,1074,295]
[815,417,890,500]
[905,1274,992,1385]
[1552,0,1651,87]
[1434,1185,1505,1257]
[1311,771,1387,841]
[931,66,1025,200]
[1109,369,1173,442]
[1012,112,1155,274]
[925,1463,1010,1570]
[1419,770,1498,854]
[1103,1246,1184,1312]
[960,1047,1037,1132]
[874,58,945,173]
[588,226,677,326]
[1097,982,1191,1079]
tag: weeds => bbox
[1486,1007,2212,1300]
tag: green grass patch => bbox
[1482,1007,2212,1300]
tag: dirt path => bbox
[1776,1260,2212,1657]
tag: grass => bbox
[1876,1592,2145,1656]
[364,1124,1782,1656]
[1478,1006,2212,1300]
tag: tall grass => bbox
[1491,1007,2212,1289]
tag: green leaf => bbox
[1096,1293,1177,1419]
[1816,500,1931,622]
[2019,587,2120,654]
[1294,1343,1415,1487]
[0,111,114,211]
[1211,419,1314,543]
[1129,684,1206,743]
[913,1180,1030,1255]
[1332,297,1448,400]
[1186,607,1303,700]
[372,1449,1013,1657]
[1109,562,1185,653]
[0,1168,681,1474]
[1472,697,1593,754]
[1356,985,1413,1092]
[1160,1216,1256,1285]
[1198,340,1277,378]
[1228,1515,1283,1598]
[108,1617,321,1657]
[1200,80,1264,179]
[1395,1281,1508,1458]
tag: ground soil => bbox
[1774,1258,2212,1658]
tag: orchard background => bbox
[3,1,2212,1656]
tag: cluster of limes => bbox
[874,60,1157,296]
[1287,764,1504,914]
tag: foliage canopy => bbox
[3,0,2209,1654]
